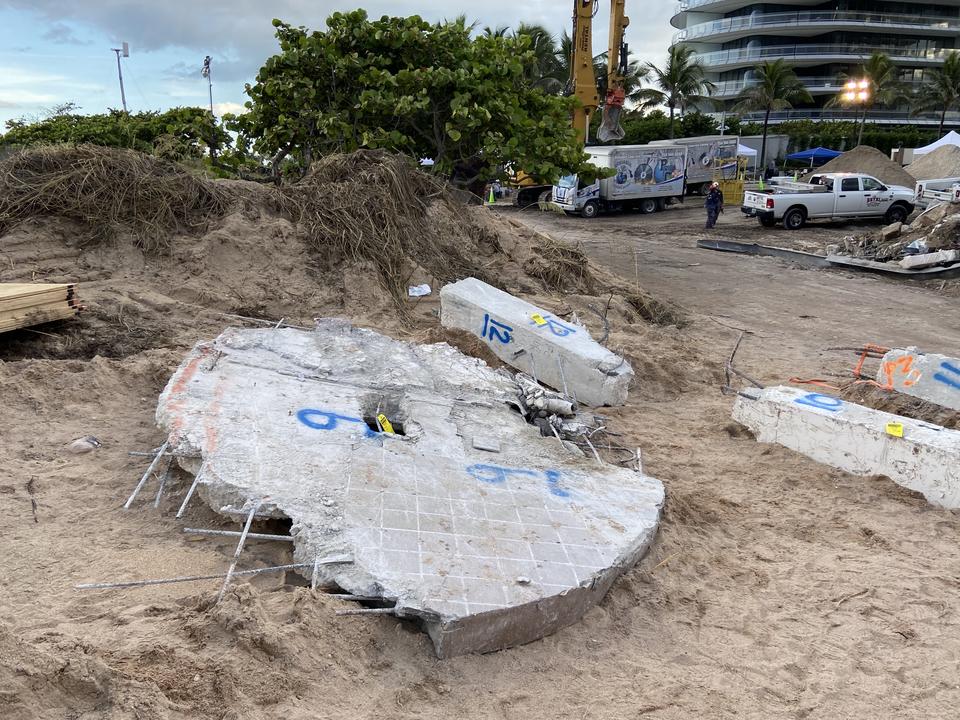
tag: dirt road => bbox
[2,202,959,720]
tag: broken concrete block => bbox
[877,347,960,412]
[439,278,632,406]
[899,249,960,269]
[732,386,960,508]
[158,321,663,658]
[880,221,902,241]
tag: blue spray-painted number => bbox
[794,393,843,412]
[531,314,577,338]
[466,463,571,498]
[481,314,513,344]
[934,361,960,391]
[296,408,376,437]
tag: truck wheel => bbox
[783,207,806,230]
[759,216,776,228]
[581,200,600,219]
[639,198,657,214]
[884,203,909,224]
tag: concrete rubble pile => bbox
[157,319,663,658]
[837,201,960,266]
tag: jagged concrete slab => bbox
[157,320,663,657]
[733,386,960,508]
[439,277,632,407]
[877,347,960,412]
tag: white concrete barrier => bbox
[876,347,960,412]
[439,278,632,406]
[732,385,960,508]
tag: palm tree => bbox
[916,50,960,134]
[734,59,813,169]
[514,23,565,93]
[482,24,509,38]
[634,45,716,138]
[827,52,909,143]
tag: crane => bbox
[569,0,629,144]
[510,0,630,206]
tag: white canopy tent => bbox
[737,143,757,157]
[912,130,960,156]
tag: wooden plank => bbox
[0,283,73,300]
[0,290,71,313]
[0,306,78,334]
[0,299,75,324]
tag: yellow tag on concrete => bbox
[531,313,547,326]
[377,414,394,434]
[885,422,904,438]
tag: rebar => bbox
[124,442,169,510]
[183,528,294,542]
[335,607,397,616]
[154,457,174,508]
[76,562,311,590]
[216,500,263,603]
[176,467,204,519]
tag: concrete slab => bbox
[732,386,960,508]
[157,320,663,657]
[439,278,632,407]
[877,347,960,412]
[899,249,960,269]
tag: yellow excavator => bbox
[511,0,629,206]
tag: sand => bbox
[907,144,960,181]
[816,145,918,188]
[3,174,960,719]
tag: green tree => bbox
[514,23,565,93]
[734,59,812,169]
[635,45,716,138]
[230,12,592,185]
[916,50,960,135]
[1,107,229,160]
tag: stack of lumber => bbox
[0,283,81,334]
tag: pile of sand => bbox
[0,147,683,361]
[816,145,917,188]
[907,144,960,181]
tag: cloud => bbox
[213,101,246,115]
[41,21,91,45]
[7,1,676,82]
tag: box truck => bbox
[650,135,739,195]
[551,144,687,218]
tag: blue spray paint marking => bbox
[296,408,376,438]
[794,393,843,412]
[466,463,571,498]
[933,360,960,391]
[542,469,571,498]
[530,314,577,338]
[481,314,514,344]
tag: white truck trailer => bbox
[741,173,915,230]
[552,144,687,218]
[650,135,739,195]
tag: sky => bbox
[0,1,677,128]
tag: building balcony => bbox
[673,11,960,44]
[695,44,954,72]
[733,107,960,126]
[710,76,925,99]
[671,0,960,29]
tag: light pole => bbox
[111,42,129,113]
[201,56,213,115]
[843,79,870,146]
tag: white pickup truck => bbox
[741,173,915,230]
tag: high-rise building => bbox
[670,2,960,122]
